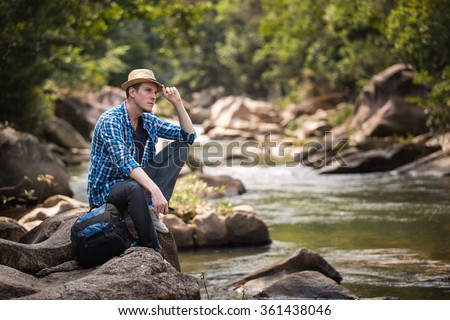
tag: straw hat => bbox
[121,69,163,92]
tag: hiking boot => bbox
[150,208,169,234]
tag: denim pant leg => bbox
[107,179,162,252]
[144,141,190,202]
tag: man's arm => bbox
[139,85,193,214]
[162,85,195,134]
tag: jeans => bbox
[107,141,189,251]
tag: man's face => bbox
[132,82,158,112]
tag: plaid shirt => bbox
[87,102,196,207]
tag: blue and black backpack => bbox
[70,203,132,267]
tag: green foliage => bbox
[257,0,395,99]
[329,105,354,127]
[410,67,450,134]
[385,0,450,74]
[0,0,208,134]
[170,174,231,223]
[1,0,449,135]
[385,0,450,133]
[199,272,211,300]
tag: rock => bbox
[206,127,257,141]
[254,271,357,300]
[192,212,228,247]
[0,209,82,274]
[55,86,125,140]
[0,264,48,299]
[281,93,345,122]
[437,133,450,152]
[123,212,181,272]
[43,117,90,149]
[0,218,27,242]
[189,106,210,124]
[197,173,246,198]
[355,137,396,151]
[162,214,195,249]
[0,126,73,216]
[392,150,450,177]
[3,247,200,300]
[158,206,271,250]
[320,143,441,174]
[228,248,343,298]
[285,108,337,139]
[1,207,181,275]
[205,96,284,139]
[0,204,198,300]
[156,231,182,272]
[18,195,89,229]
[225,211,271,246]
[232,205,256,215]
[348,64,429,141]
[46,142,90,166]
[189,87,225,125]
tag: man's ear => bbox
[129,87,136,98]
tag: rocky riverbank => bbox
[1,63,448,300]
[198,64,449,177]
[0,195,363,300]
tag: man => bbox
[87,69,196,253]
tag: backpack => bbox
[70,203,132,268]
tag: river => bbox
[68,136,450,300]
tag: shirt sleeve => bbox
[100,118,140,176]
[155,117,197,145]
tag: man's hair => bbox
[126,83,142,98]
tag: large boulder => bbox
[197,173,246,198]
[43,117,90,149]
[188,87,226,124]
[348,64,429,142]
[0,205,199,299]
[0,217,27,242]
[192,212,229,247]
[0,208,83,274]
[161,206,271,249]
[0,264,47,299]
[1,247,200,300]
[254,271,357,300]
[227,248,347,299]
[392,150,450,177]
[225,211,271,246]
[0,126,73,216]
[204,96,284,140]
[1,207,181,275]
[281,93,345,122]
[18,194,89,230]
[319,143,440,174]
[162,214,195,249]
[54,86,125,140]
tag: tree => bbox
[386,0,450,134]
[0,0,207,134]
[257,0,396,102]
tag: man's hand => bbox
[150,185,168,214]
[161,85,196,135]
[162,85,183,107]
[129,167,168,214]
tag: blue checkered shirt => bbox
[87,102,196,207]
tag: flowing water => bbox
[68,134,450,300]
[177,165,450,300]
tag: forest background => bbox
[1,0,449,136]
